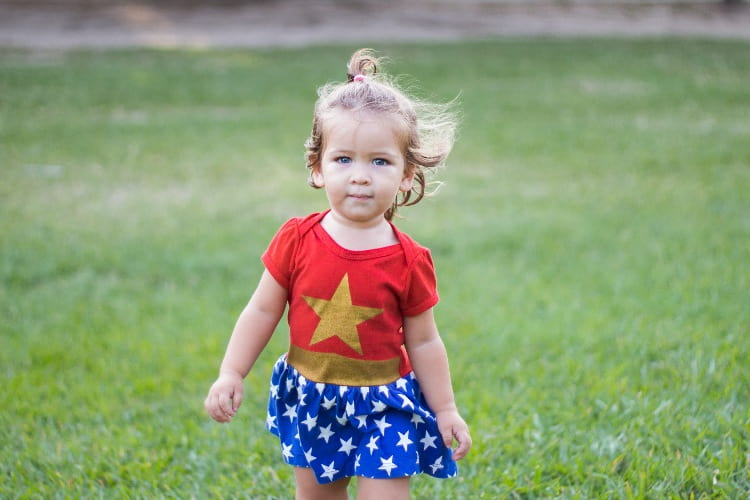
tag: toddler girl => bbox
[205,48,471,499]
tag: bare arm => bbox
[404,308,472,460]
[204,269,287,423]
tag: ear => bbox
[310,167,325,188]
[399,165,415,192]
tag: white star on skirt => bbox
[338,437,357,456]
[282,403,297,422]
[365,435,380,454]
[301,412,317,431]
[396,431,413,452]
[372,400,387,412]
[378,455,398,476]
[398,394,415,409]
[318,424,335,443]
[374,415,391,435]
[420,431,438,450]
[266,414,277,430]
[430,456,444,474]
[355,415,368,428]
[321,461,339,481]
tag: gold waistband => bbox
[287,344,402,386]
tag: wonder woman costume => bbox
[262,211,457,483]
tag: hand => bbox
[435,409,472,461]
[204,371,244,423]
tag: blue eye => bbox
[336,156,352,164]
[372,158,389,167]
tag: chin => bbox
[337,209,383,223]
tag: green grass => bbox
[2,39,749,498]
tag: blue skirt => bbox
[266,354,458,484]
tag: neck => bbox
[321,211,398,250]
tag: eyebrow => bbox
[328,149,400,157]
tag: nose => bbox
[349,162,371,184]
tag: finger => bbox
[204,392,215,415]
[205,394,219,420]
[452,442,467,460]
[209,393,231,422]
[441,427,454,448]
[218,390,231,414]
[208,393,224,421]
[232,387,243,412]
[452,430,472,460]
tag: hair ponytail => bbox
[346,48,379,82]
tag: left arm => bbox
[404,308,472,460]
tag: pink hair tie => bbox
[353,74,366,83]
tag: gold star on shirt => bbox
[303,273,382,355]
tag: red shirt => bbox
[261,211,439,384]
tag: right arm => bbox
[204,269,287,423]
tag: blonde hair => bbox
[305,48,457,220]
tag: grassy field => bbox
[1,39,749,498]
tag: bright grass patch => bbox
[1,40,749,497]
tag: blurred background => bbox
[1,0,748,49]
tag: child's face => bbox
[312,109,414,227]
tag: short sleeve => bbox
[401,249,439,317]
[261,218,300,289]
